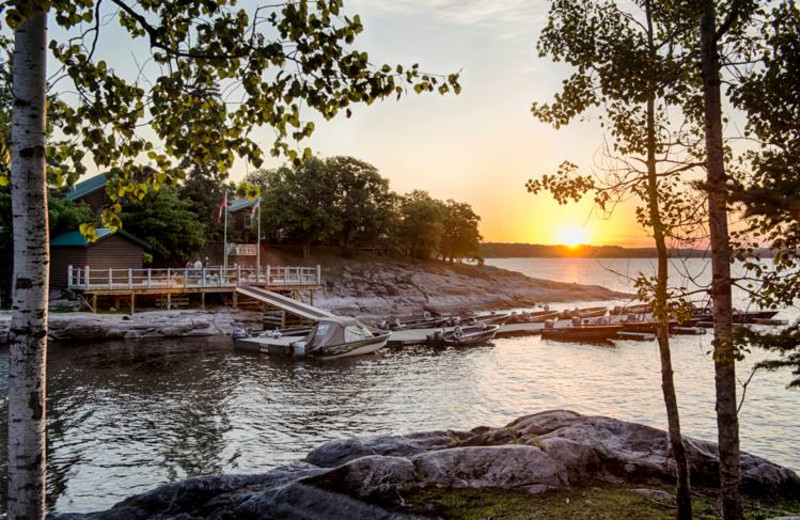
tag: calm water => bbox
[0,257,798,513]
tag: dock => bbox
[67,265,322,313]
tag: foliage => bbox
[729,1,800,387]
[397,190,446,259]
[0,189,93,306]
[1,0,460,229]
[440,200,482,262]
[120,188,207,263]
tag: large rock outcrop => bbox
[0,309,262,344]
[52,410,800,519]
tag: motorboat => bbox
[455,312,510,327]
[426,324,500,347]
[541,322,623,343]
[508,308,561,324]
[378,312,451,331]
[291,317,390,360]
[559,306,608,319]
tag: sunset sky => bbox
[59,0,651,247]
[264,0,649,246]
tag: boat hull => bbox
[542,325,623,343]
[312,333,391,360]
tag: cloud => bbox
[356,0,547,27]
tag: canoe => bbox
[541,324,623,343]
[426,324,500,347]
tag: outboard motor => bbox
[231,323,249,340]
[292,340,308,358]
[544,319,555,330]
[571,316,582,327]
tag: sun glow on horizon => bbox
[556,226,591,248]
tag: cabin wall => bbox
[85,236,143,271]
[75,189,107,212]
[50,247,88,288]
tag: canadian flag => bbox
[217,192,228,222]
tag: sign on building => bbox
[229,243,257,256]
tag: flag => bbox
[250,198,261,219]
[217,192,228,222]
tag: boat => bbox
[610,304,652,315]
[378,312,451,331]
[508,309,561,324]
[291,317,390,360]
[559,306,608,319]
[541,323,623,343]
[690,309,779,325]
[457,312,510,327]
[426,324,500,347]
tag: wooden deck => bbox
[67,265,322,313]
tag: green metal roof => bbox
[228,198,257,213]
[51,228,149,249]
[65,173,107,201]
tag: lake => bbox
[0,257,797,513]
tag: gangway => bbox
[236,285,333,321]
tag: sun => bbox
[556,226,590,248]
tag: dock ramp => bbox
[236,286,333,320]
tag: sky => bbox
[44,0,652,247]
[266,0,649,246]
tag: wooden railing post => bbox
[202,267,206,288]
[109,267,113,289]
[85,266,90,288]
[184,268,188,288]
[147,268,152,288]
[218,266,223,287]
[267,265,271,285]
[237,265,241,286]
[317,265,321,285]
[128,268,133,289]
[68,265,73,287]
[167,267,171,288]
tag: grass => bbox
[399,485,800,520]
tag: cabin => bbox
[65,172,109,211]
[228,198,259,235]
[50,228,148,288]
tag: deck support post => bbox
[130,293,135,315]
[91,293,97,313]
[201,291,205,309]
[232,291,238,308]
[167,293,172,310]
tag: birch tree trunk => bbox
[699,2,743,518]
[8,9,49,519]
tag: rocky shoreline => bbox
[1,255,632,344]
[53,410,800,519]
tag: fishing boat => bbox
[691,309,779,324]
[378,312,451,331]
[610,303,652,315]
[559,306,608,319]
[426,324,500,347]
[458,312,510,327]
[508,309,561,324]
[291,317,390,360]
[541,323,623,343]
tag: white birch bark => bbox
[8,9,49,519]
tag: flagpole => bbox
[256,200,261,282]
[223,190,228,275]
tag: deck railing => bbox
[67,265,322,291]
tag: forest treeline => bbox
[481,243,774,259]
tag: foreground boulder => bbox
[52,410,800,519]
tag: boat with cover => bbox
[426,324,500,347]
[291,317,390,360]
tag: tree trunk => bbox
[699,3,743,518]
[646,94,693,520]
[8,9,49,519]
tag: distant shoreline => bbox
[481,243,771,259]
